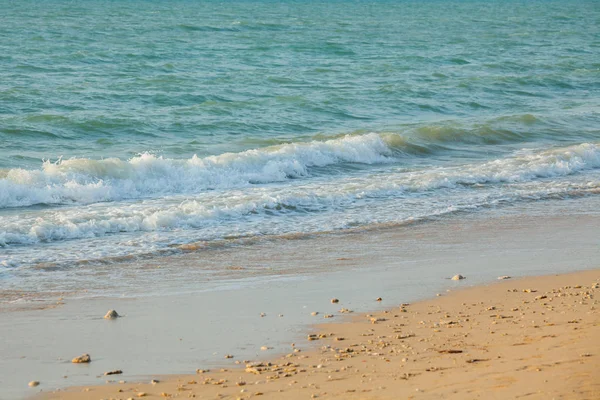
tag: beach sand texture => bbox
[34,269,600,400]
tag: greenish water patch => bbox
[1,0,600,275]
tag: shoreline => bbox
[1,201,599,400]
[4,194,600,309]
[32,268,600,400]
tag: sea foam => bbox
[1,142,599,247]
[0,133,393,209]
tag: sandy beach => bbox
[30,268,599,400]
[3,1,599,399]
[0,202,596,400]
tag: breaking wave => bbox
[1,142,599,246]
[0,133,394,209]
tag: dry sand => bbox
[33,269,599,400]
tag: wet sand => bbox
[3,199,599,399]
[32,268,599,400]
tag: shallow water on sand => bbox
[1,199,599,399]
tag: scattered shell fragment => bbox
[104,309,119,319]
[331,298,339,303]
[260,313,266,317]
[376,297,382,302]
[466,358,489,363]
[498,276,511,280]
[451,275,466,281]
[28,381,40,387]
[324,314,334,319]
[311,312,319,316]
[71,353,91,363]
[225,354,234,359]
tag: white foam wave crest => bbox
[0,133,394,208]
[1,142,599,247]
[412,142,600,189]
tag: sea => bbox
[1,0,599,301]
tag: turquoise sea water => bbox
[1,0,599,294]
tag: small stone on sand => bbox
[225,354,234,359]
[104,309,119,319]
[28,381,40,387]
[104,370,122,375]
[71,353,91,363]
[498,276,511,280]
[376,297,382,301]
[331,298,339,303]
[311,312,319,316]
[451,274,466,281]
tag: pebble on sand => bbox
[28,381,40,387]
[498,276,511,280]
[104,370,123,376]
[376,297,383,301]
[451,274,466,281]
[331,298,339,303]
[71,353,91,363]
[104,309,119,319]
